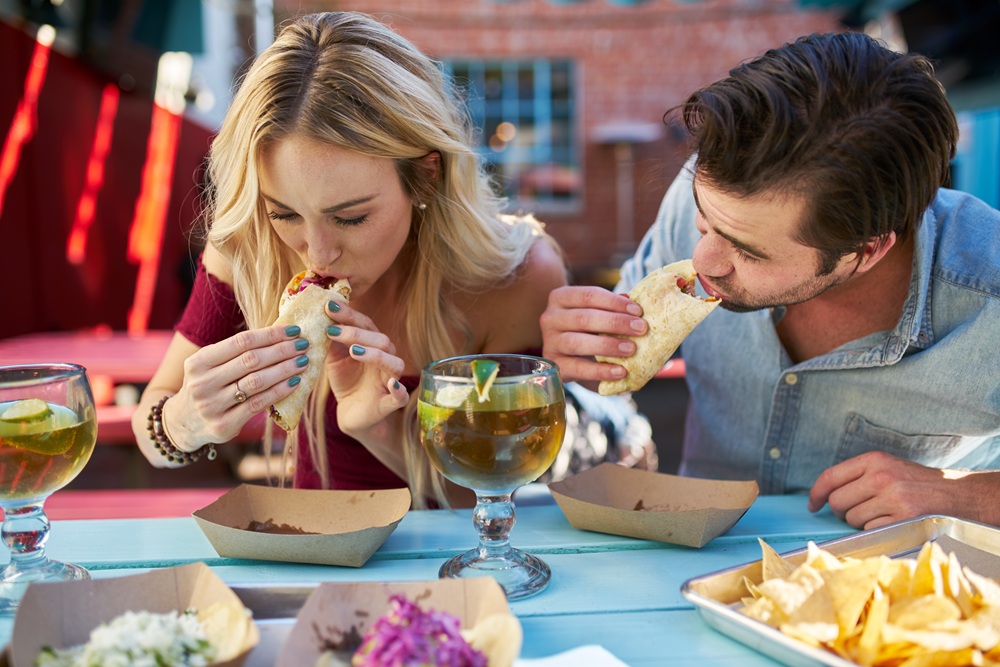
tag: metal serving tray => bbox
[230,583,316,667]
[680,515,1000,667]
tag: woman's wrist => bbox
[147,395,216,464]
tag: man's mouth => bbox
[698,275,726,301]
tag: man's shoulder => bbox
[928,189,1000,297]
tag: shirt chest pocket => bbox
[836,413,964,466]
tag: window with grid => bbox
[444,59,580,211]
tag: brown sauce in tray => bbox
[244,518,319,535]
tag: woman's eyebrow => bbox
[260,193,375,214]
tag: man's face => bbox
[691,176,857,312]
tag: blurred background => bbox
[1,0,998,494]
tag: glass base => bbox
[439,546,550,601]
[0,559,90,614]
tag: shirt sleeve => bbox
[617,156,699,293]
[175,254,246,346]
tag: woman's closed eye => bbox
[266,210,368,227]
[268,210,298,222]
[335,214,368,227]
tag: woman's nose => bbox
[692,233,733,278]
[305,225,342,269]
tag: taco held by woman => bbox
[131,12,567,509]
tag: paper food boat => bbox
[549,462,758,547]
[7,562,258,667]
[277,578,515,666]
[193,484,410,567]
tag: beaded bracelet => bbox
[147,394,217,464]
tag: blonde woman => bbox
[132,12,567,508]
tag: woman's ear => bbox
[417,150,442,185]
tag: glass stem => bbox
[472,493,516,560]
[2,503,50,569]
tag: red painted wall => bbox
[0,19,213,339]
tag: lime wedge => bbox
[471,359,500,403]
[0,398,52,423]
[418,401,454,434]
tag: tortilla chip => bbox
[269,275,351,431]
[597,259,719,396]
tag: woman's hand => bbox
[163,324,309,450]
[323,300,409,439]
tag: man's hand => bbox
[808,451,1000,529]
[539,285,647,383]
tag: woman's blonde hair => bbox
[203,11,549,507]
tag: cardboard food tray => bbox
[4,562,259,667]
[679,515,1000,667]
[548,462,758,547]
[277,578,512,666]
[193,484,410,567]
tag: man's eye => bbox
[268,210,297,222]
[734,247,762,264]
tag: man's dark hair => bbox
[679,31,958,271]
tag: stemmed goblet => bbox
[0,364,98,613]
[418,354,566,600]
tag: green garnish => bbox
[470,359,500,403]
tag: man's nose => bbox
[692,234,733,278]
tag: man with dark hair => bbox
[541,31,1000,530]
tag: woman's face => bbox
[259,134,415,298]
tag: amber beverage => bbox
[0,363,99,614]
[0,401,97,502]
[420,398,565,495]
[418,354,566,601]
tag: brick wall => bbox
[273,0,841,281]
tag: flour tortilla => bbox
[597,259,719,396]
[269,273,351,431]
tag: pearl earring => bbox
[417,202,427,211]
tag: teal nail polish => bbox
[393,379,401,390]
[328,300,341,313]
[296,355,309,367]
[284,325,301,336]
[351,344,366,356]
[294,338,309,351]
[288,376,301,387]
[327,325,342,336]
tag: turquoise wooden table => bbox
[0,493,855,665]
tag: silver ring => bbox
[234,381,248,404]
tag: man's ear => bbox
[855,231,897,273]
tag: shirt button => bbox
[769,447,782,460]
[785,373,798,385]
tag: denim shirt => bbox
[618,167,1000,493]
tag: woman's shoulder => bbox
[467,234,567,353]
[201,243,235,286]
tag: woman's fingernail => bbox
[295,355,309,367]
[618,341,635,355]
[288,376,301,387]
[351,344,366,356]
[284,325,301,336]
[630,318,646,333]
[328,301,341,313]
[294,338,309,351]
[393,379,401,390]
[327,325,342,336]
[626,303,642,317]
